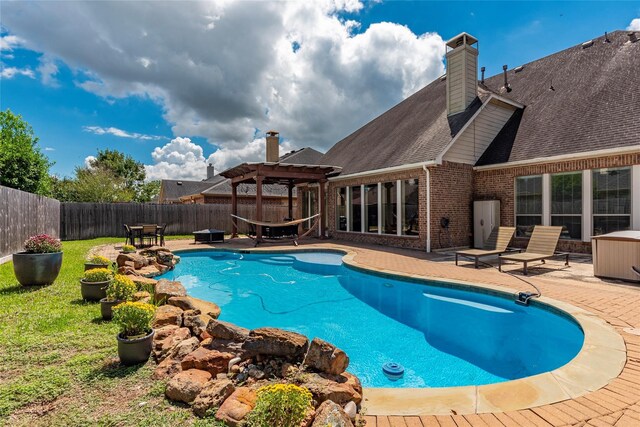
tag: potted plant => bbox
[120,244,136,254]
[13,234,63,286]
[100,274,137,320]
[80,268,114,302]
[112,301,156,366]
[85,255,111,271]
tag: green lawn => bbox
[0,238,221,426]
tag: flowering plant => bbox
[87,255,110,265]
[82,268,114,283]
[106,274,137,302]
[112,301,156,338]
[246,383,313,427]
[121,244,136,252]
[23,234,62,253]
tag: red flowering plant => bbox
[23,234,62,253]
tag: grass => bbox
[0,238,224,426]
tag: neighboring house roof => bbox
[200,180,295,198]
[158,179,217,203]
[279,147,325,165]
[321,30,640,175]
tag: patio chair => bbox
[156,224,167,247]
[141,224,158,247]
[498,225,568,275]
[455,226,516,268]
[123,224,134,246]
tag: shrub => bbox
[23,234,62,253]
[246,383,313,427]
[122,244,136,252]
[106,275,137,302]
[82,268,114,283]
[112,301,156,338]
[87,255,110,265]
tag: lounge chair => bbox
[633,266,640,278]
[455,226,516,268]
[498,225,568,275]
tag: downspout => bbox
[423,165,431,253]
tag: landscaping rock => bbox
[215,387,256,427]
[154,324,180,341]
[169,296,221,319]
[165,369,212,404]
[300,372,362,405]
[138,265,165,278]
[183,310,213,336]
[133,291,151,303]
[181,347,235,376]
[152,304,183,328]
[152,356,182,380]
[303,337,349,375]
[243,327,309,359]
[192,378,236,417]
[343,401,357,421]
[311,400,354,427]
[128,275,157,287]
[206,338,247,358]
[155,279,187,303]
[153,335,200,379]
[206,319,249,341]
[116,253,149,269]
[153,326,191,361]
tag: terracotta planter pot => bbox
[12,251,63,286]
[117,329,155,366]
[80,279,110,301]
[100,298,123,320]
[84,263,110,271]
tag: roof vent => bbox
[582,40,594,49]
[629,32,638,43]
[480,66,485,84]
[604,31,610,43]
[514,65,524,73]
[177,181,183,185]
[502,65,512,93]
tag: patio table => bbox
[128,225,161,247]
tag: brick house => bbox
[306,30,639,253]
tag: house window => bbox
[401,179,419,235]
[364,184,378,233]
[593,167,631,235]
[515,175,542,237]
[381,181,397,234]
[336,187,347,231]
[349,186,362,232]
[551,172,582,240]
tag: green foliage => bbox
[112,301,156,338]
[0,109,53,195]
[89,148,145,190]
[106,274,137,302]
[138,179,162,202]
[122,244,136,252]
[82,268,114,283]
[87,255,111,265]
[23,234,62,253]
[69,166,135,202]
[246,383,313,427]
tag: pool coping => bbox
[170,246,627,416]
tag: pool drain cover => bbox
[382,362,404,380]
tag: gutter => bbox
[328,160,437,182]
[423,165,431,253]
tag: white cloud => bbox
[37,55,59,86]
[628,18,640,31]
[1,1,446,166]
[84,155,96,168]
[0,34,23,51]
[83,125,166,141]
[144,137,211,181]
[0,66,35,79]
[44,147,55,151]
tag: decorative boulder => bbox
[168,296,221,319]
[181,347,235,376]
[152,304,183,328]
[206,319,249,341]
[301,373,362,405]
[182,310,213,337]
[165,369,212,404]
[116,253,148,269]
[155,279,187,303]
[243,327,309,359]
[152,336,200,380]
[303,337,349,375]
[192,378,236,417]
[153,326,191,361]
[133,290,151,303]
[215,387,257,427]
[311,400,354,427]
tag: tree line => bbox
[0,109,160,202]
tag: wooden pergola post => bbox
[319,179,327,238]
[231,182,238,238]
[256,175,263,241]
[287,180,294,220]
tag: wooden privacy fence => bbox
[60,203,294,240]
[0,186,60,260]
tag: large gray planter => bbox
[80,279,110,301]
[100,298,122,320]
[12,251,63,286]
[117,329,155,366]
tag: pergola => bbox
[220,162,341,240]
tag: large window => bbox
[336,187,347,231]
[401,179,419,235]
[593,168,631,235]
[364,184,378,233]
[381,181,397,234]
[551,172,582,240]
[349,186,361,232]
[515,175,542,237]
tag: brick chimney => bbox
[206,163,214,180]
[266,131,280,163]
[445,32,478,116]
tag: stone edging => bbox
[166,246,628,416]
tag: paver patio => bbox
[97,238,640,426]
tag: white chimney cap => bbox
[446,32,478,49]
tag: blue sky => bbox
[1,1,639,180]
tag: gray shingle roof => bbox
[279,147,324,165]
[159,180,215,203]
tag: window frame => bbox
[514,174,543,237]
[550,171,582,240]
[592,167,632,236]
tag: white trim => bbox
[424,166,431,252]
[542,173,551,226]
[582,170,593,242]
[474,145,640,171]
[633,165,640,229]
[346,187,351,232]
[396,180,402,237]
[360,184,365,234]
[328,161,436,182]
[377,182,382,235]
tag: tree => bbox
[87,149,152,201]
[67,167,135,203]
[137,180,161,203]
[0,109,53,195]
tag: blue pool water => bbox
[158,250,584,388]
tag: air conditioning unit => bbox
[473,200,500,248]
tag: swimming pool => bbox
[158,250,584,388]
